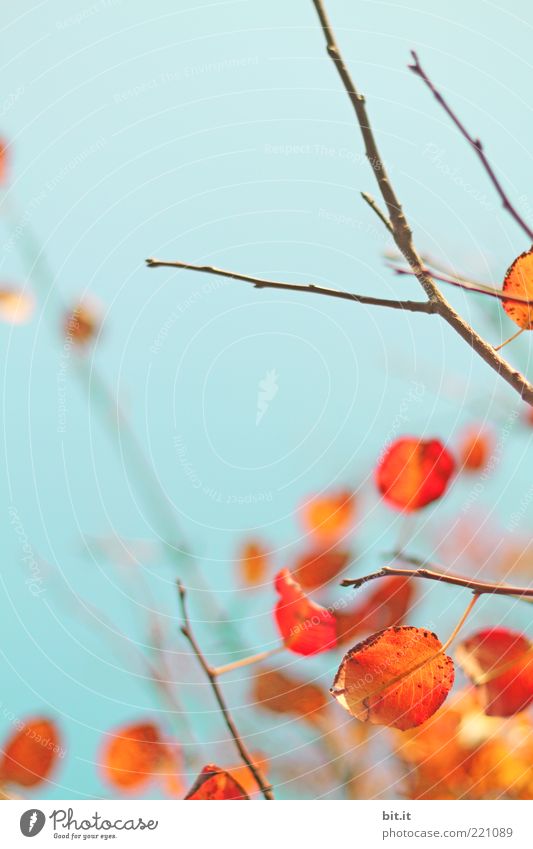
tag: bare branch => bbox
[341,559,533,600]
[177,582,274,800]
[387,262,533,307]
[146,258,435,314]
[310,0,533,406]
[409,50,533,243]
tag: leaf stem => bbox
[211,644,286,676]
[442,594,480,653]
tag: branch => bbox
[146,258,435,314]
[409,50,533,243]
[360,191,393,233]
[177,582,274,800]
[387,262,533,307]
[341,561,533,599]
[310,0,533,406]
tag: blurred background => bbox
[0,0,532,799]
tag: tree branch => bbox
[387,261,533,307]
[409,50,533,243]
[146,258,435,314]
[341,560,533,599]
[177,582,274,800]
[310,0,533,406]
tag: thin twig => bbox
[409,50,533,242]
[341,561,533,599]
[177,581,274,800]
[145,258,435,314]
[310,0,533,406]
[360,191,393,233]
[387,261,533,307]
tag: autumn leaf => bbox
[300,490,355,543]
[238,540,269,585]
[293,547,351,591]
[458,426,493,473]
[252,667,329,724]
[334,575,414,646]
[331,626,454,730]
[456,628,533,717]
[101,722,177,791]
[396,689,533,799]
[274,569,337,655]
[226,753,269,796]
[502,250,533,329]
[0,717,61,787]
[64,298,101,346]
[0,138,8,185]
[184,764,249,800]
[375,437,455,511]
[0,288,35,324]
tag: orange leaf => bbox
[252,667,329,724]
[300,490,355,543]
[293,547,350,591]
[375,437,455,511]
[0,138,8,185]
[238,540,269,585]
[502,250,533,329]
[0,717,61,787]
[458,426,493,473]
[395,689,533,799]
[456,628,533,717]
[0,288,35,324]
[331,626,454,730]
[64,299,101,346]
[335,575,414,646]
[226,753,269,796]
[184,764,249,800]
[274,569,337,655]
[101,722,175,791]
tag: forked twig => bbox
[409,50,533,242]
[177,582,274,800]
[309,0,533,405]
[146,1,533,407]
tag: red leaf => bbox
[375,437,455,511]
[456,628,533,717]
[335,576,415,646]
[331,626,454,730]
[293,547,351,591]
[101,722,176,791]
[274,569,337,655]
[185,764,249,800]
[0,717,61,787]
